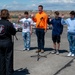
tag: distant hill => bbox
[9,10,73,17]
[8,10,74,23]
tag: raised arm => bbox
[61,18,67,25]
[31,14,37,22]
[18,14,23,23]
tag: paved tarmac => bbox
[13,27,75,75]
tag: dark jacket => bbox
[50,17,63,35]
[0,19,16,41]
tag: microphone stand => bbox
[15,35,18,40]
[12,35,18,72]
[31,51,47,61]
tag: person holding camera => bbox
[0,9,16,75]
[31,5,48,53]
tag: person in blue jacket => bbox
[50,11,63,55]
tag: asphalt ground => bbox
[13,27,74,75]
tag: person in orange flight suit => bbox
[31,5,48,53]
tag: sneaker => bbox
[27,48,30,51]
[51,50,56,54]
[71,53,75,57]
[23,48,26,51]
[67,52,72,56]
[56,50,59,55]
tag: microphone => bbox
[38,17,43,27]
[40,17,43,20]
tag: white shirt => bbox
[20,18,33,32]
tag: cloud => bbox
[2,5,7,9]
[44,0,75,3]
[0,0,75,10]
[13,1,18,4]
[38,0,75,10]
[32,4,36,7]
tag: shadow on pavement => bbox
[30,47,37,50]
[59,50,68,54]
[30,47,53,51]
[13,68,30,75]
[44,48,54,51]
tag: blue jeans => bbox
[67,32,75,54]
[22,32,31,49]
[36,28,45,50]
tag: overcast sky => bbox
[0,0,75,10]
